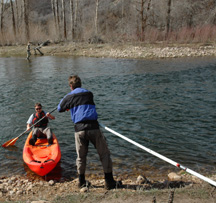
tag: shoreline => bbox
[0,172,216,202]
[0,42,216,59]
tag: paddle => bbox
[2,107,57,148]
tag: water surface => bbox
[0,56,216,180]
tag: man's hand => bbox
[26,124,31,131]
[46,112,55,120]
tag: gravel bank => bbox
[0,172,215,202]
[44,43,216,59]
[1,43,216,59]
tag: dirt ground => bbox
[1,173,216,203]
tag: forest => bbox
[0,0,216,45]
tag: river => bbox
[0,55,216,181]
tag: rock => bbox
[80,187,89,193]
[0,184,4,190]
[8,180,13,184]
[211,175,216,181]
[168,172,182,181]
[48,180,55,186]
[136,175,150,184]
[191,176,203,184]
[39,181,44,186]
[16,190,22,195]
[9,190,15,196]
[59,187,64,192]
[23,179,29,184]
[136,175,145,184]
[27,185,33,191]
[12,188,17,192]
[10,177,16,181]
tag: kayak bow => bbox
[23,131,61,176]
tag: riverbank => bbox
[0,171,216,202]
[0,42,216,59]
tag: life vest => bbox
[32,111,48,127]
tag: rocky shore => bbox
[0,42,216,59]
[62,43,216,59]
[0,172,215,202]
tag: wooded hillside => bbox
[1,0,216,45]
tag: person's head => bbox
[34,103,42,112]
[68,75,82,90]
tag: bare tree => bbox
[14,0,19,31]
[95,0,99,36]
[166,0,172,36]
[70,0,74,40]
[51,0,57,32]
[0,0,4,34]
[137,0,151,41]
[10,0,16,38]
[74,0,78,39]
[144,0,151,37]
[23,0,29,41]
[1,0,216,44]
[61,0,67,39]
[121,0,124,35]
[55,0,60,39]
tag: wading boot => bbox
[104,172,122,190]
[78,174,91,188]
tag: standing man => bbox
[57,75,120,190]
[27,103,55,146]
[26,42,31,60]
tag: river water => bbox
[0,55,216,181]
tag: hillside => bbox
[1,0,216,45]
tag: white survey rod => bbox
[99,123,216,187]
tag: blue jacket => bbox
[58,88,98,124]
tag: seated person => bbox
[27,103,55,146]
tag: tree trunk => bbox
[10,0,16,38]
[140,0,144,41]
[0,0,4,34]
[51,0,57,33]
[70,0,74,40]
[61,0,67,39]
[74,0,78,39]
[95,0,99,36]
[23,0,30,41]
[55,0,60,39]
[139,0,151,41]
[14,0,19,31]
[166,0,172,37]
[121,0,124,35]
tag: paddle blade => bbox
[2,137,19,148]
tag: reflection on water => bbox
[0,56,216,180]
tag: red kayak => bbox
[23,131,61,176]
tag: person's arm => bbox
[26,114,33,131]
[58,94,72,112]
[26,123,31,131]
[46,112,55,120]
